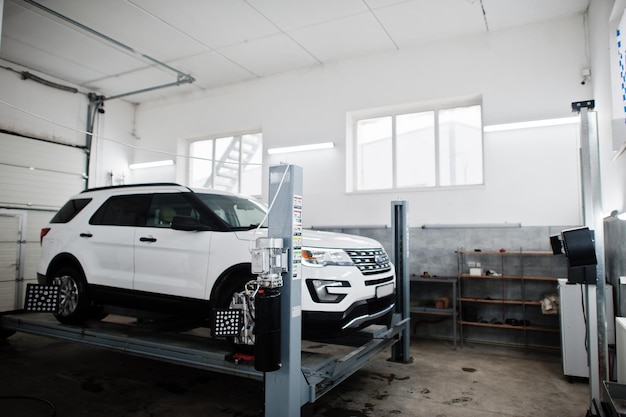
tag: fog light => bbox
[306,279,349,303]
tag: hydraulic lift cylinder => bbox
[254,287,282,372]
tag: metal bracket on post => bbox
[251,237,286,289]
[391,201,412,363]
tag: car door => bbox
[133,193,213,300]
[81,194,151,290]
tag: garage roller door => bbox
[0,131,86,209]
[0,131,87,311]
[0,214,21,312]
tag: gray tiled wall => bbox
[315,225,574,348]
[318,225,573,278]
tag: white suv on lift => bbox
[37,183,395,339]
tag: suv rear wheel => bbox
[52,266,91,324]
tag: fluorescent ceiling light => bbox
[129,159,174,170]
[267,142,334,155]
[484,117,579,132]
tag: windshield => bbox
[196,193,268,230]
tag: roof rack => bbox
[81,183,187,193]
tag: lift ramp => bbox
[0,311,406,404]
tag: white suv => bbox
[37,183,395,339]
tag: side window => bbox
[146,193,203,228]
[50,198,92,223]
[90,195,151,226]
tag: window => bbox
[351,103,483,191]
[189,133,263,196]
[50,198,92,223]
[146,193,217,229]
[195,192,267,230]
[90,195,151,226]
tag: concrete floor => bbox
[1,330,589,417]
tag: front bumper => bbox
[302,294,395,337]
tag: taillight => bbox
[40,228,51,245]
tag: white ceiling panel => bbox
[0,35,108,84]
[170,51,256,89]
[3,1,152,80]
[217,33,321,77]
[0,0,590,103]
[365,0,413,8]
[31,0,206,61]
[374,0,487,47]
[482,0,590,31]
[290,12,397,63]
[247,0,368,31]
[129,0,279,50]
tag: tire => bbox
[214,272,255,310]
[51,266,91,324]
[213,272,255,349]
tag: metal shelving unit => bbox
[409,276,457,348]
[457,249,562,348]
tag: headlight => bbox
[301,248,354,267]
[306,279,350,303]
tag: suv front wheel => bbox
[52,266,91,324]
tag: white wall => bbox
[128,14,590,228]
[89,100,139,188]
[599,0,626,218]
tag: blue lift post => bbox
[391,200,411,363]
[263,164,306,417]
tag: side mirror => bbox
[171,215,209,231]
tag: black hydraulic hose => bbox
[0,395,56,417]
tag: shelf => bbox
[410,276,458,348]
[456,250,553,256]
[459,297,541,305]
[410,276,457,283]
[457,247,564,349]
[459,273,558,281]
[459,320,559,333]
[410,306,456,316]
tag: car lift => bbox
[0,164,411,417]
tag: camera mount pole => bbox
[574,100,608,414]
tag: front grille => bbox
[345,248,392,276]
[364,276,395,286]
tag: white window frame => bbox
[187,131,263,196]
[346,97,484,193]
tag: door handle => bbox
[80,233,93,238]
[139,236,157,243]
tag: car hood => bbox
[235,229,384,249]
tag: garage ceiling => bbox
[1,0,589,103]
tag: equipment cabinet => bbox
[457,249,565,349]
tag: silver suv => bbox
[37,183,396,339]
